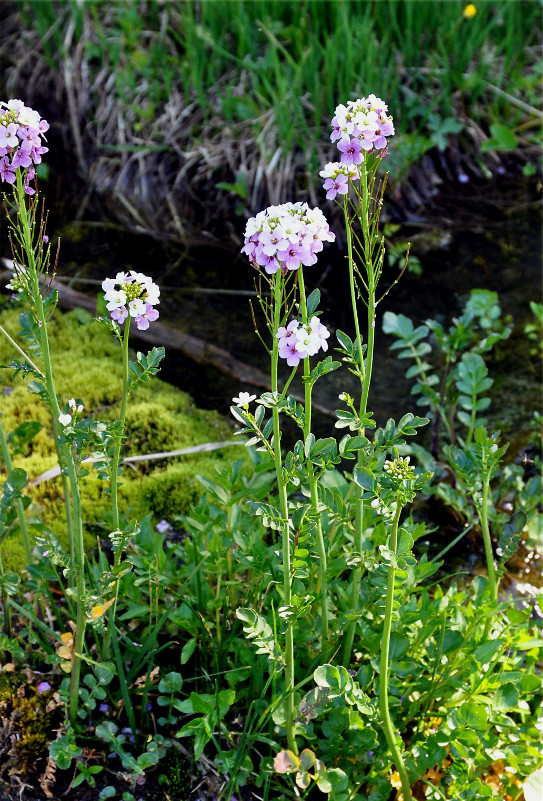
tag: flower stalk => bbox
[297,268,328,650]
[341,157,379,667]
[12,170,86,726]
[379,500,412,801]
[271,274,296,754]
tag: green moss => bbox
[0,673,63,779]
[156,746,192,799]
[0,307,241,569]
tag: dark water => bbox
[3,174,541,443]
[155,175,542,447]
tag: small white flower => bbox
[101,277,116,293]
[128,298,146,318]
[59,413,72,426]
[232,392,257,407]
[105,288,127,311]
[68,398,84,413]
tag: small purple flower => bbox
[11,149,32,169]
[111,305,128,324]
[324,173,349,200]
[135,303,159,331]
[276,320,299,348]
[338,137,363,166]
[279,340,305,366]
[255,246,280,274]
[0,123,18,149]
[37,681,52,694]
[0,155,15,184]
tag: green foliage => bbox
[0,307,237,569]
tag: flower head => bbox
[328,95,394,164]
[102,272,160,328]
[277,316,330,365]
[0,100,49,193]
[242,202,334,273]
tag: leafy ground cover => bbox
[0,58,542,801]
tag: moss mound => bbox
[0,304,240,569]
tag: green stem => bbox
[111,318,131,536]
[342,158,377,667]
[13,172,85,725]
[480,474,498,636]
[379,502,412,801]
[297,270,328,651]
[30,284,85,725]
[103,317,131,658]
[271,275,296,754]
[0,415,33,565]
[13,172,74,553]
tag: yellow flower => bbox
[90,598,115,620]
[56,630,74,672]
[463,4,477,18]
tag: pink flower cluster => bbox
[102,271,160,330]
[241,202,335,275]
[0,99,49,195]
[276,317,330,367]
[330,95,394,165]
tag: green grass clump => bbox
[20,0,542,159]
[0,305,240,569]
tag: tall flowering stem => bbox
[297,269,328,649]
[110,317,131,535]
[271,273,296,754]
[10,169,85,727]
[241,202,334,755]
[100,269,160,658]
[379,499,412,801]
[341,156,385,667]
[321,95,395,667]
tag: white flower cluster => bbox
[102,270,160,330]
[241,202,335,275]
[321,94,394,199]
[383,455,416,482]
[331,95,395,156]
[58,398,84,427]
[276,317,330,367]
[0,99,49,195]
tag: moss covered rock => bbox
[0,303,240,569]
